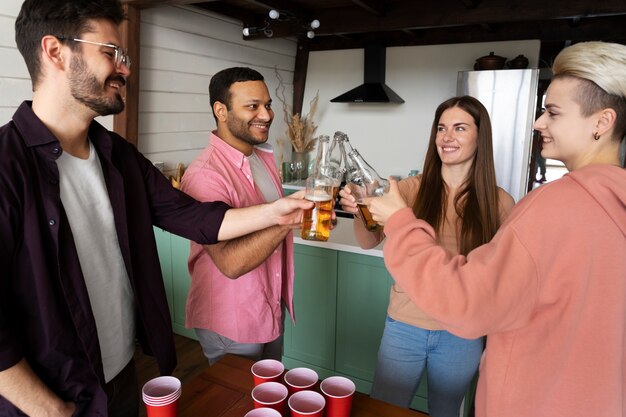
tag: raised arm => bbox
[205,224,292,278]
[381,207,538,338]
[217,193,311,241]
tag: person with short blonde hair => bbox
[364,41,626,416]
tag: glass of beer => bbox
[301,177,334,241]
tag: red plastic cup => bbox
[251,381,289,414]
[244,407,283,417]
[320,376,356,417]
[283,367,318,395]
[288,390,325,417]
[142,376,182,417]
[251,359,285,386]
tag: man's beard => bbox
[69,54,125,116]
[226,115,271,147]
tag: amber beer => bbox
[330,185,340,226]
[331,185,340,201]
[357,202,381,232]
[301,193,333,241]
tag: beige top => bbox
[354,175,513,330]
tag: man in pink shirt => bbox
[181,67,295,364]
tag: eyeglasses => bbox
[58,36,131,69]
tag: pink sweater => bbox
[383,165,626,417]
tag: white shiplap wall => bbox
[137,6,297,174]
[0,1,30,124]
[0,0,114,130]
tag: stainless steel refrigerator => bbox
[457,69,540,201]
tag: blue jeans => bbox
[370,317,483,417]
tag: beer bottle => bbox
[334,131,355,183]
[312,135,344,201]
[344,149,388,232]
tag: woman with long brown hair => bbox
[339,95,514,416]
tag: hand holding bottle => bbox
[361,177,407,227]
[338,185,359,215]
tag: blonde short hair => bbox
[553,41,626,141]
[553,41,626,98]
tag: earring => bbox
[593,132,601,141]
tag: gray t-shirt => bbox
[56,140,135,382]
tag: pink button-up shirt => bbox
[180,132,295,343]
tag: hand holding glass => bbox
[301,177,334,241]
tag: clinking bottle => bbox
[341,136,388,232]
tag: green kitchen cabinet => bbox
[283,245,337,372]
[169,233,196,339]
[335,251,392,382]
[153,227,196,340]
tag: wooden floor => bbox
[134,334,209,416]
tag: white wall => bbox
[137,6,297,175]
[0,1,30,124]
[302,40,541,178]
[0,0,114,130]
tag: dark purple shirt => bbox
[0,102,230,416]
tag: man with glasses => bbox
[58,37,132,69]
[0,1,311,417]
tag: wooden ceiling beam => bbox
[239,0,310,17]
[459,0,480,9]
[120,0,211,9]
[308,14,626,51]
[312,0,626,37]
[352,0,385,16]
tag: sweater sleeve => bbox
[383,207,539,339]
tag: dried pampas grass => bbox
[275,68,319,153]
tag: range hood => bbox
[331,42,404,104]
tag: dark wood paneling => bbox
[113,4,140,146]
[292,43,310,116]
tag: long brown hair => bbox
[413,96,500,255]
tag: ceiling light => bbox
[242,24,273,38]
[242,11,320,40]
[269,9,280,20]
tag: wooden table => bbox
[177,354,428,417]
